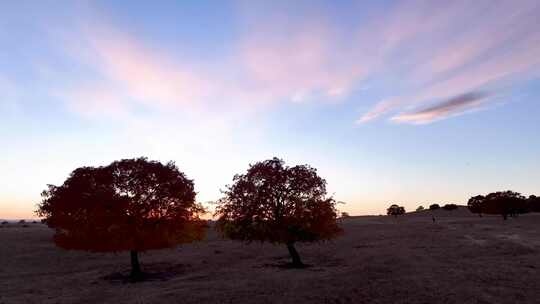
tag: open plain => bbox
[2,208,540,304]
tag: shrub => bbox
[429,204,440,210]
[442,204,458,211]
[416,206,425,212]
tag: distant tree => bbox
[215,158,342,268]
[387,204,405,217]
[442,204,458,211]
[1,221,8,225]
[36,157,207,280]
[416,206,425,212]
[18,220,26,224]
[528,195,540,212]
[468,195,485,216]
[429,204,440,210]
[341,212,350,218]
[483,191,527,220]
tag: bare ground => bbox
[1,209,540,304]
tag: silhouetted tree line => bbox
[442,203,458,211]
[423,203,457,211]
[36,157,341,280]
[467,191,539,220]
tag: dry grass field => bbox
[2,208,540,304]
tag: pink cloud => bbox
[357,0,540,124]
[82,26,215,111]
[238,20,364,103]
[59,17,366,119]
[355,97,401,124]
[391,92,488,124]
[50,1,539,125]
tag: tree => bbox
[442,204,458,211]
[429,204,440,210]
[468,191,529,219]
[416,206,425,212]
[483,191,527,220]
[36,157,207,280]
[215,158,342,268]
[528,195,540,212]
[387,204,405,217]
[467,195,485,216]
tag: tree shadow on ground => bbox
[102,263,189,284]
[259,262,313,269]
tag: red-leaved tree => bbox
[215,158,342,268]
[36,157,207,279]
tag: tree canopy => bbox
[215,157,342,267]
[467,191,528,220]
[528,195,540,212]
[37,157,207,278]
[442,203,458,211]
[387,204,405,216]
[467,195,485,216]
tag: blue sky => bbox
[1,0,539,218]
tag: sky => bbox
[1,0,539,219]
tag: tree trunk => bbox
[502,214,508,220]
[286,242,304,268]
[130,250,142,279]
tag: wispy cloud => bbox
[56,19,363,119]
[14,0,540,125]
[239,19,363,103]
[57,24,217,117]
[356,0,540,124]
[391,92,488,124]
